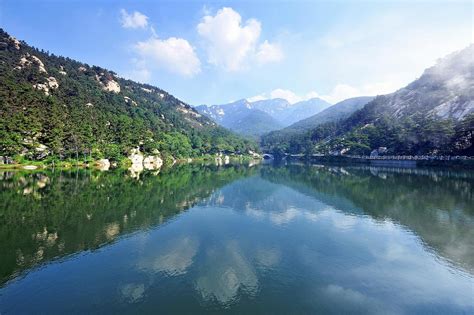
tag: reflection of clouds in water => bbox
[321,284,389,315]
[332,214,357,231]
[139,236,199,276]
[120,283,145,303]
[269,208,299,225]
[317,217,474,310]
[245,201,350,228]
[255,247,281,268]
[245,204,265,220]
[246,205,318,226]
[355,239,474,309]
[196,241,258,305]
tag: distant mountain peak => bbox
[196,96,332,137]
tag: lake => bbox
[0,163,473,314]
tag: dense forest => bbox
[262,112,474,157]
[0,29,257,164]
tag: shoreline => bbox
[284,155,474,169]
[0,155,261,171]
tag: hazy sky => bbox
[1,0,472,105]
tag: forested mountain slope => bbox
[262,96,374,145]
[0,29,256,162]
[262,46,474,156]
[288,96,375,131]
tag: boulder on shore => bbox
[143,155,163,170]
[128,148,164,177]
[95,159,110,171]
[128,148,144,166]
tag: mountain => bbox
[196,97,331,137]
[262,45,474,156]
[195,99,284,137]
[261,96,374,148]
[0,29,257,162]
[358,46,474,122]
[287,96,375,131]
[281,98,333,125]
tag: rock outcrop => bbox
[16,53,47,73]
[9,36,20,50]
[96,73,120,93]
[96,159,110,171]
[128,148,144,175]
[33,77,59,96]
[128,148,163,177]
[143,155,163,170]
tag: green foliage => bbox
[262,109,472,156]
[0,29,257,161]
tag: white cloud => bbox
[134,37,201,77]
[127,67,151,83]
[120,9,149,29]
[256,40,284,64]
[246,94,267,102]
[320,82,399,103]
[197,7,282,71]
[270,89,305,104]
[247,89,320,104]
[320,84,360,104]
[246,82,400,105]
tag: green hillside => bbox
[0,29,257,164]
[262,46,474,156]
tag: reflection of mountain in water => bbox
[0,165,256,285]
[259,165,474,273]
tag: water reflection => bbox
[0,165,256,284]
[138,236,199,276]
[120,283,146,303]
[260,165,474,273]
[196,241,259,305]
[0,164,473,313]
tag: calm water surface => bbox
[0,164,473,314]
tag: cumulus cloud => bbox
[197,7,283,71]
[321,82,399,103]
[120,9,149,29]
[246,94,267,102]
[246,81,400,105]
[256,40,284,64]
[247,89,320,104]
[127,67,151,83]
[134,37,201,77]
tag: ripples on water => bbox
[0,164,473,314]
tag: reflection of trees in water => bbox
[261,165,474,273]
[0,165,256,285]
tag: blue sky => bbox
[1,0,472,105]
